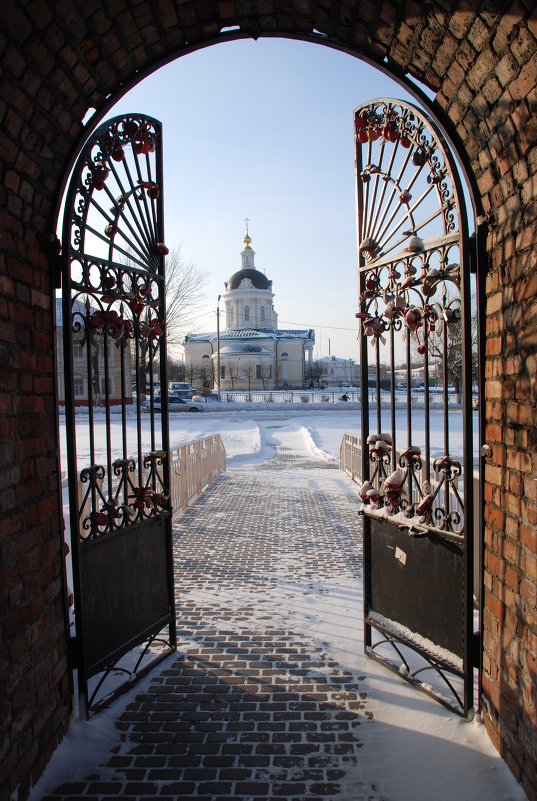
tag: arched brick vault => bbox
[1,2,537,800]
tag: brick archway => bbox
[1,5,536,800]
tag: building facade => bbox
[183,229,315,391]
[56,299,132,406]
[316,355,358,387]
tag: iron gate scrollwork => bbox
[61,114,176,715]
[355,99,476,716]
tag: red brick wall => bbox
[0,221,71,796]
[430,12,537,799]
[1,3,536,799]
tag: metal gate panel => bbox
[61,114,176,715]
[354,99,476,716]
[79,519,171,673]
[369,519,464,658]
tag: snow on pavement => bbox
[35,409,526,801]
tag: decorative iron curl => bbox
[398,450,422,473]
[80,464,105,484]
[113,457,136,479]
[143,450,167,471]
[433,506,462,534]
[433,455,462,483]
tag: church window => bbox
[260,306,265,321]
[220,365,225,379]
[256,364,262,379]
[244,305,250,322]
[280,352,289,359]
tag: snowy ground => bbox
[59,403,476,471]
[33,408,526,801]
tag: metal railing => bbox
[196,389,465,406]
[169,434,226,515]
[72,434,226,524]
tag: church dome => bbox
[226,268,271,291]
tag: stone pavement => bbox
[40,435,383,801]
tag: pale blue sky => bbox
[109,38,422,360]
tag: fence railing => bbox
[340,432,362,481]
[169,434,226,515]
[71,434,226,523]
[196,389,466,407]
[203,390,360,404]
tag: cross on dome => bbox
[243,217,252,248]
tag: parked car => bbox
[133,382,160,397]
[151,394,204,412]
[169,381,194,398]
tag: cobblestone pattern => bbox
[40,450,380,800]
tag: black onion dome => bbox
[226,269,271,291]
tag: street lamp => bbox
[216,294,221,400]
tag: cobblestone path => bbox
[40,430,382,801]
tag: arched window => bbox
[260,306,265,321]
[280,352,289,359]
[244,305,250,322]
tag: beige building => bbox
[316,356,358,387]
[56,298,132,406]
[183,228,314,391]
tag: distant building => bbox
[183,227,315,391]
[316,355,357,387]
[56,299,132,406]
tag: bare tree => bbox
[123,245,208,391]
[241,361,256,399]
[184,361,197,386]
[167,358,185,381]
[164,245,209,353]
[260,363,272,389]
[227,361,239,390]
[196,360,214,392]
[411,282,477,401]
[305,360,324,388]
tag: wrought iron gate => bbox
[61,114,176,715]
[355,99,477,716]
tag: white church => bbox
[183,226,315,391]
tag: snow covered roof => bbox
[184,327,314,343]
[317,355,354,365]
[220,343,273,354]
